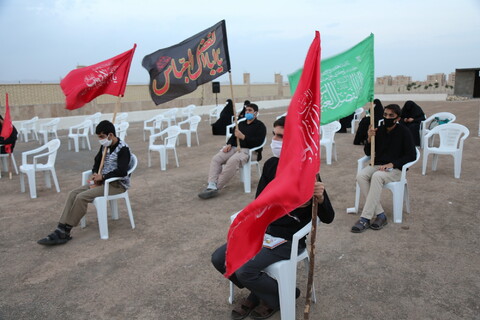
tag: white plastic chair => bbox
[19,116,39,142]
[0,152,19,178]
[346,148,420,223]
[238,137,267,193]
[320,120,341,165]
[68,120,92,152]
[148,126,180,171]
[181,104,196,120]
[161,108,178,127]
[79,154,137,240]
[225,118,247,143]
[228,212,317,320]
[114,112,128,125]
[422,123,469,179]
[143,114,165,141]
[19,139,61,199]
[177,116,201,147]
[420,112,456,148]
[209,105,223,124]
[85,112,102,134]
[38,118,60,144]
[115,122,129,141]
[350,108,365,135]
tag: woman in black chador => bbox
[401,100,425,146]
[211,99,234,135]
[353,99,384,145]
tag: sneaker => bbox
[198,188,218,199]
[37,230,72,246]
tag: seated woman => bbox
[211,99,234,135]
[354,99,384,145]
[401,100,425,146]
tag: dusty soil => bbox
[0,100,479,320]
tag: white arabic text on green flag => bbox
[288,33,374,125]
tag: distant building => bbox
[426,73,446,86]
[376,76,393,85]
[447,72,455,87]
[392,75,412,86]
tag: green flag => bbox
[288,33,374,125]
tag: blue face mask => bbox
[245,113,255,120]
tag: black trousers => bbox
[211,242,303,309]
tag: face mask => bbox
[99,137,112,147]
[270,139,283,158]
[245,113,255,120]
[383,117,397,128]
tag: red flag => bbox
[61,44,137,110]
[0,93,14,153]
[225,32,321,277]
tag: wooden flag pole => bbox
[370,101,375,166]
[8,153,13,179]
[228,71,241,152]
[304,174,320,319]
[97,97,121,178]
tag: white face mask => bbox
[99,137,112,147]
[270,139,283,158]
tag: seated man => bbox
[351,104,416,233]
[37,120,131,245]
[0,115,18,154]
[199,103,266,199]
[211,116,335,319]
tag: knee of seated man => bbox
[236,265,261,285]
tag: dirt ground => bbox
[0,99,479,320]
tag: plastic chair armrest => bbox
[102,177,122,196]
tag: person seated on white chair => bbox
[37,121,131,246]
[0,115,18,154]
[351,104,416,233]
[199,103,266,199]
[211,116,335,320]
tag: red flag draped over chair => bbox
[225,31,321,277]
[61,44,137,110]
[0,93,14,153]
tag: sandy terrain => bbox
[0,99,479,320]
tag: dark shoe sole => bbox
[351,220,370,233]
[37,237,71,246]
[371,220,388,230]
[198,189,218,199]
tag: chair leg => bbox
[403,183,411,213]
[110,200,119,220]
[195,132,200,146]
[186,132,191,147]
[159,149,166,171]
[173,149,179,167]
[80,216,87,228]
[86,136,91,151]
[124,194,135,229]
[325,145,332,165]
[347,183,360,214]
[93,198,109,239]
[422,152,428,175]
[392,186,404,223]
[44,171,52,189]
[454,153,462,179]
[303,258,316,303]
[432,154,439,171]
[242,163,252,193]
[229,281,235,304]
[275,266,297,320]
[20,172,26,192]
[26,171,37,199]
[50,169,61,193]
[148,150,152,167]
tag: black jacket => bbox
[255,157,335,244]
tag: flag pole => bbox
[370,101,375,166]
[94,97,121,186]
[304,173,320,319]
[228,71,241,152]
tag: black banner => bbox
[142,20,231,105]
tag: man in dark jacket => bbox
[0,115,18,154]
[351,104,416,233]
[211,116,335,319]
[199,103,266,199]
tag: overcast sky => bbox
[1,0,479,85]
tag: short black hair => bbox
[95,120,116,136]
[273,116,285,128]
[384,104,402,117]
[247,103,259,112]
[244,100,250,106]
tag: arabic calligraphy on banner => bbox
[297,88,320,164]
[142,20,231,105]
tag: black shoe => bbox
[351,219,370,233]
[371,215,388,230]
[198,188,218,199]
[37,230,72,246]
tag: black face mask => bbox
[383,117,397,127]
